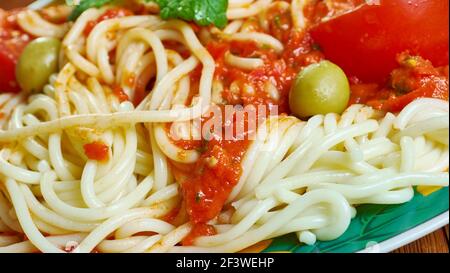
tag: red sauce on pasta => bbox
[113,85,130,103]
[303,1,449,112]
[182,223,217,246]
[172,4,325,241]
[83,141,109,161]
[162,0,449,245]
[350,53,449,112]
[84,8,134,36]
[182,137,250,224]
[170,137,202,151]
[0,0,448,252]
[207,11,324,114]
[161,205,182,224]
[179,105,255,224]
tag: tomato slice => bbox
[0,9,31,93]
[310,0,449,83]
[0,42,20,92]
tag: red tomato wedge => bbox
[0,9,31,93]
[310,0,449,83]
[0,40,22,92]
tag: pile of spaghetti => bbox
[0,0,448,253]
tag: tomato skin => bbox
[310,0,449,83]
[0,43,20,92]
[381,83,448,113]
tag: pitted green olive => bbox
[16,37,61,93]
[289,60,350,119]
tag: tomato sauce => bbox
[167,126,203,150]
[169,117,250,244]
[304,1,449,113]
[181,137,250,224]
[161,205,182,224]
[350,53,449,112]
[113,85,130,103]
[133,66,154,106]
[164,39,193,59]
[207,32,323,114]
[175,105,255,222]
[182,223,217,246]
[164,0,449,245]
[83,141,109,161]
[168,3,326,243]
[83,8,134,36]
[205,2,325,114]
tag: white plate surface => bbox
[360,211,449,253]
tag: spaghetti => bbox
[0,0,448,253]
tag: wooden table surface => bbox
[1,0,449,254]
[393,225,449,253]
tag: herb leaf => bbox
[67,0,115,21]
[151,0,228,28]
[67,0,229,28]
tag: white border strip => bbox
[360,211,449,253]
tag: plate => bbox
[360,211,449,253]
[253,187,449,253]
[25,0,449,254]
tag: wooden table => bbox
[394,225,449,253]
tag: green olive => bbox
[289,60,350,119]
[16,37,61,93]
